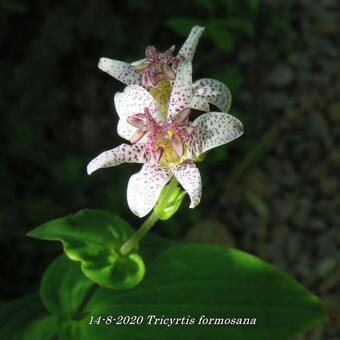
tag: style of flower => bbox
[87,61,243,217]
[131,45,179,88]
[97,26,232,114]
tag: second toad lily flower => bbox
[98,26,232,114]
[87,61,243,218]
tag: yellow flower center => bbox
[167,130,175,138]
[149,80,173,118]
[156,138,186,168]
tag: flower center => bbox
[128,108,194,168]
[156,137,186,168]
[167,130,175,138]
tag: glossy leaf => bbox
[28,209,145,290]
[22,315,58,340]
[0,294,47,340]
[40,255,94,315]
[39,240,328,340]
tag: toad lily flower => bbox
[131,45,179,88]
[98,26,232,114]
[87,61,243,217]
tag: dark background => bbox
[1,0,339,338]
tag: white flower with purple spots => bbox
[97,26,232,113]
[87,61,243,217]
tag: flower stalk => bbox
[120,177,180,256]
[120,210,159,256]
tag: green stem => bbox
[120,210,159,256]
[120,177,179,256]
[72,283,98,320]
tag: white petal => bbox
[188,112,243,158]
[190,95,210,112]
[127,164,172,217]
[117,117,137,141]
[177,26,205,62]
[168,61,193,118]
[114,85,159,120]
[171,161,201,208]
[98,58,143,85]
[87,143,147,175]
[193,78,232,112]
[114,85,162,140]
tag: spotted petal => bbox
[190,95,210,112]
[188,112,243,158]
[127,164,172,217]
[87,143,147,175]
[114,85,157,118]
[114,85,162,140]
[98,58,143,85]
[171,161,201,208]
[193,78,232,112]
[168,61,193,118]
[116,118,138,141]
[177,26,205,62]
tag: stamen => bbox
[128,115,145,128]
[171,134,184,157]
[127,105,192,167]
[151,72,165,86]
[162,64,176,80]
[163,45,176,56]
[137,45,179,87]
[155,147,164,163]
[130,128,146,144]
[183,125,195,136]
[173,108,191,123]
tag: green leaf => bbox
[40,255,94,315]
[22,315,58,340]
[44,241,328,339]
[28,209,145,290]
[0,294,47,339]
[167,18,202,36]
[138,232,174,263]
[36,237,174,339]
